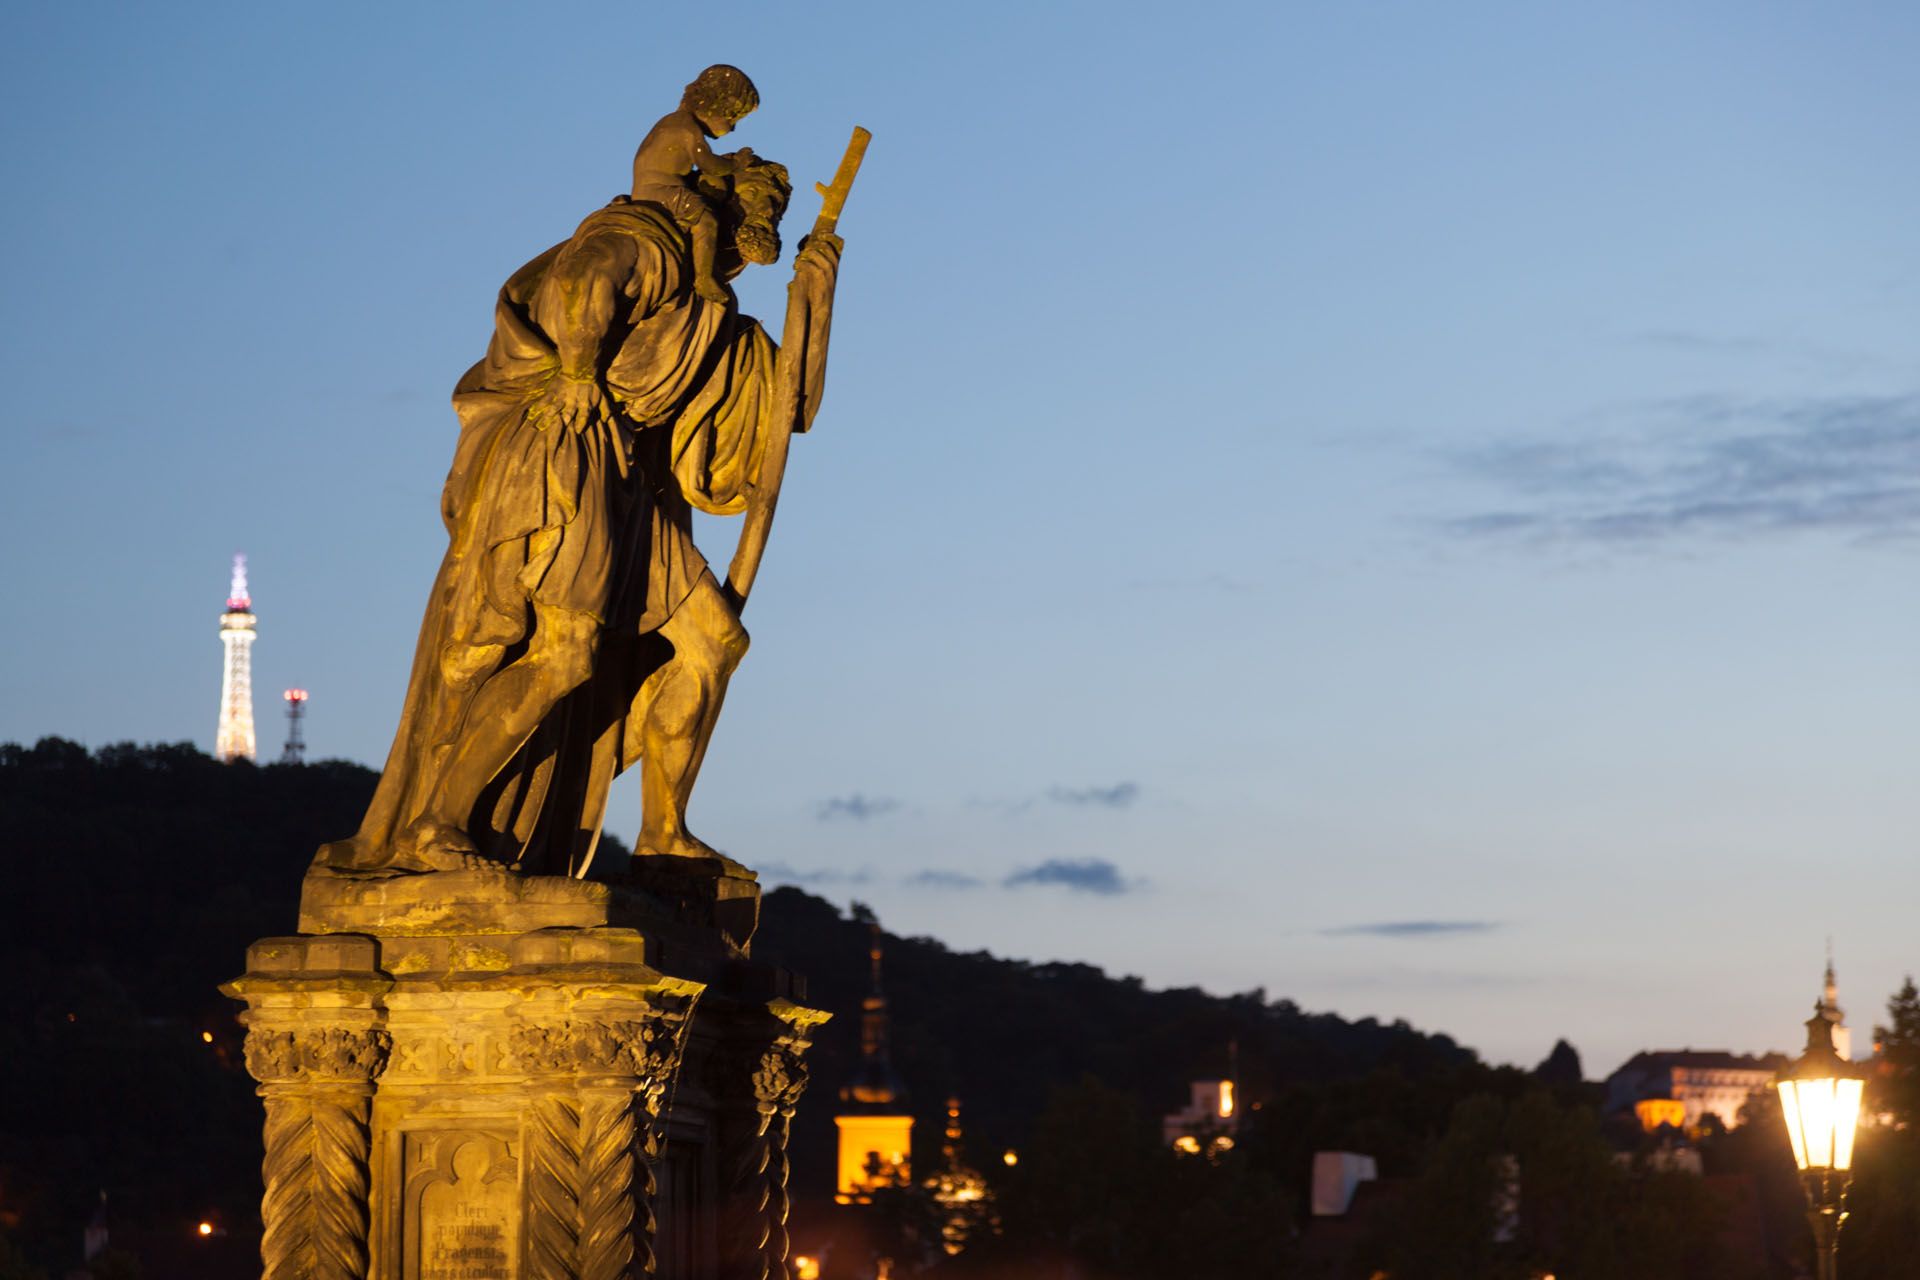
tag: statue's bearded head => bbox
[701,156,792,277]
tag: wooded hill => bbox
[23,739,1902,1280]
[0,738,1485,1274]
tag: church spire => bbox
[835,915,913,1203]
[841,919,905,1105]
[861,920,892,1065]
[1818,943,1852,1060]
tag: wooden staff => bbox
[723,125,870,611]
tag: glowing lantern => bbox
[1218,1079,1235,1119]
[793,1255,821,1280]
[197,1222,214,1237]
[1776,1003,1866,1280]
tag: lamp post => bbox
[1776,1005,1866,1280]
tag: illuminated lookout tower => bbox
[215,555,258,762]
[835,921,913,1203]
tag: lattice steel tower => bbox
[216,554,258,762]
[281,688,308,764]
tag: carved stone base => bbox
[224,870,827,1280]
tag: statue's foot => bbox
[637,829,751,878]
[391,820,509,875]
[694,277,731,305]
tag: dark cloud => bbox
[1047,782,1141,810]
[1003,858,1135,895]
[906,869,984,890]
[816,793,901,822]
[1321,920,1501,939]
[1443,392,1920,547]
[758,861,873,887]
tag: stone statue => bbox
[317,68,867,880]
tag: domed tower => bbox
[834,921,913,1203]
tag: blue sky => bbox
[3,1,1917,1074]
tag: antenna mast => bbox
[281,689,308,764]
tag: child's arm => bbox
[690,135,753,178]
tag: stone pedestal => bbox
[224,868,827,1280]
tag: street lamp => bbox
[1776,1005,1866,1280]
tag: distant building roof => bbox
[1604,1050,1790,1130]
[1612,1050,1786,1074]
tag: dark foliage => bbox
[4,736,1868,1280]
[753,886,1483,1205]
[1364,1091,1757,1280]
[0,738,380,1276]
[1532,1038,1584,1089]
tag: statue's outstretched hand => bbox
[545,372,609,434]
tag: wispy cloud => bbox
[817,794,901,822]
[759,861,873,887]
[969,781,1145,817]
[906,869,984,890]
[1004,858,1136,895]
[1443,392,1920,548]
[1048,782,1140,810]
[1629,330,1770,357]
[1321,920,1501,939]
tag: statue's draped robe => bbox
[325,201,783,876]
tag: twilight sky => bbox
[3,1,1916,1076]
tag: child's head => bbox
[683,64,759,135]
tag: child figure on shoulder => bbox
[631,64,761,305]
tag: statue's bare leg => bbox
[395,604,600,872]
[633,574,748,865]
[690,210,730,305]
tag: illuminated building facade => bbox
[1163,1078,1238,1154]
[215,555,258,762]
[835,923,913,1203]
[1605,1051,1786,1131]
[1633,1097,1689,1133]
[1611,960,1850,1134]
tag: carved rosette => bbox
[243,1026,390,1280]
[513,1002,696,1280]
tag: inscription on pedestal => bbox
[404,1132,520,1280]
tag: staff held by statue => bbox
[725,124,872,611]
